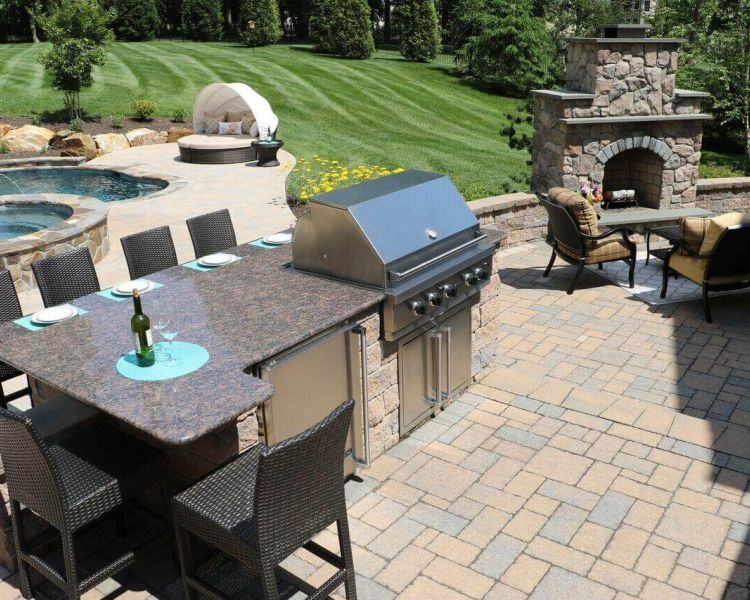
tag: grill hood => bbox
[291,170,482,289]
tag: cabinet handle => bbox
[352,325,370,467]
[428,331,443,413]
[442,325,452,400]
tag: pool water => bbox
[0,203,74,240]
[0,168,167,202]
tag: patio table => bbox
[0,242,383,446]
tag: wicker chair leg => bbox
[61,529,81,600]
[703,285,713,323]
[260,562,280,600]
[567,261,584,295]
[543,248,556,277]
[9,501,32,599]
[174,526,196,600]
[337,517,358,600]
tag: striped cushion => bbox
[679,216,709,256]
[549,187,599,248]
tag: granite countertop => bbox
[0,243,383,446]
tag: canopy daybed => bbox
[178,83,280,164]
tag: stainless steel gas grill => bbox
[291,170,495,435]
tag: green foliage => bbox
[130,99,157,120]
[0,141,8,154]
[171,107,187,122]
[181,0,223,41]
[396,0,441,62]
[30,112,42,125]
[453,0,554,96]
[34,0,115,119]
[239,0,283,46]
[310,0,375,58]
[106,0,159,40]
[69,117,84,131]
[111,113,123,128]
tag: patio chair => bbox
[120,225,178,279]
[0,409,165,600]
[540,188,637,294]
[0,270,31,407]
[172,399,357,600]
[31,248,101,308]
[661,213,750,322]
[186,209,237,258]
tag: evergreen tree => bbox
[397,0,440,62]
[310,0,375,58]
[238,0,282,46]
[108,0,159,40]
[182,0,224,40]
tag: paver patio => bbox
[3,240,750,599]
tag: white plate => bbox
[31,304,77,325]
[113,279,153,296]
[262,233,292,245]
[198,253,236,267]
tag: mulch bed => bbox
[0,115,192,161]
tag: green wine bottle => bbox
[131,290,155,367]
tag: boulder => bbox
[125,128,162,147]
[0,124,13,138]
[167,127,193,143]
[50,129,73,149]
[3,125,55,153]
[60,133,97,160]
[93,133,130,155]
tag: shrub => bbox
[171,107,187,123]
[310,0,375,58]
[30,113,42,126]
[0,141,8,154]
[238,0,283,46]
[69,118,84,132]
[396,0,441,62]
[111,114,123,128]
[181,0,223,41]
[107,0,159,40]
[131,99,157,120]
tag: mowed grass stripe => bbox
[0,41,531,197]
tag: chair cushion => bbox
[699,213,750,256]
[669,254,707,284]
[549,187,600,246]
[585,240,632,264]
[679,216,709,256]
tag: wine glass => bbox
[152,317,170,362]
[162,328,179,363]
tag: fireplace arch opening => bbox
[602,148,664,210]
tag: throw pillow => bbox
[241,111,256,135]
[203,112,226,134]
[218,121,242,135]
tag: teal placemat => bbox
[14,306,88,332]
[97,281,163,302]
[249,239,285,250]
[183,256,243,272]
[116,342,209,382]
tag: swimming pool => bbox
[0,203,74,240]
[0,168,168,202]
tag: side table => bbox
[252,140,284,167]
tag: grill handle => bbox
[351,325,370,467]
[390,234,488,282]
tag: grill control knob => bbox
[440,283,458,298]
[463,271,478,286]
[473,267,489,281]
[427,292,443,307]
[408,300,426,316]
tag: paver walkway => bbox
[3,241,750,599]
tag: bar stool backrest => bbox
[31,247,101,308]
[186,209,237,258]
[120,225,178,279]
[254,399,354,564]
[0,271,23,381]
[0,408,65,526]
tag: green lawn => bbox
[0,41,532,199]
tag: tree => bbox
[34,0,115,118]
[453,0,554,96]
[107,0,159,40]
[238,0,282,46]
[182,0,224,40]
[396,0,441,61]
[310,0,375,58]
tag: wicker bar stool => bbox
[31,248,101,308]
[186,209,238,258]
[0,270,30,406]
[0,409,166,600]
[120,225,178,279]
[172,399,357,600]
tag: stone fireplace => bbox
[531,23,711,209]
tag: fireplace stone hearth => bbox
[531,24,711,209]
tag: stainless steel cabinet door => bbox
[439,307,472,398]
[399,327,440,435]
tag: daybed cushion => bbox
[178,134,257,150]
